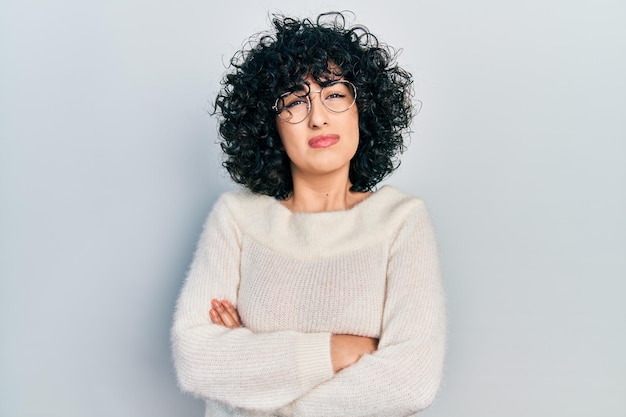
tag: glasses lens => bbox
[275,85,309,123]
[321,81,356,113]
[274,80,357,124]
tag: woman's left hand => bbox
[209,299,242,328]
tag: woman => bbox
[171,12,446,417]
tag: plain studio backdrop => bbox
[1,1,625,416]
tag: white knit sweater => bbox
[171,185,446,417]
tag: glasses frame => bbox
[272,80,358,124]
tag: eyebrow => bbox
[278,82,308,95]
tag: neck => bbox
[282,169,370,213]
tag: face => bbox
[275,77,360,180]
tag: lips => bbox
[308,134,340,148]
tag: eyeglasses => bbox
[272,80,357,124]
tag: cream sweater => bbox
[171,185,446,417]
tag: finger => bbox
[221,300,241,327]
[213,299,238,329]
[209,308,225,326]
[210,299,226,325]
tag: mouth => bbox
[308,134,340,149]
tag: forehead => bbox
[277,62,344,91]
[281,74,344,93]
[302,76,325,89]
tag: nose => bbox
[307,90,328,127]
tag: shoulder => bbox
[367,185,425,213]
[204,188,285,236]
[363,185,430,229]
[209,188,279,218]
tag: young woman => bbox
[171,12,446,417]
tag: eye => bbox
[282,94,308,109]
[325,92,347,100]
[323,83,353,101]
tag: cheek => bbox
[276,122,292,149]
[275,123,302,159]
[349,112,360,151]
[275,118,286,144]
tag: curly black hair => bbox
[214,11,415,199]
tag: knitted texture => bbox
[171,186,446,417]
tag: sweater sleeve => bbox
[277,202,446,417]
[171,196,334,412]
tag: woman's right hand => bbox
[330,334,379,373]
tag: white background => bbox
[1,1,625,416]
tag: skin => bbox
[210,75,379,373]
